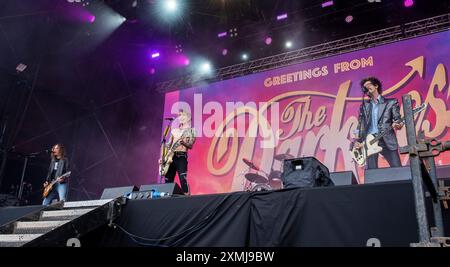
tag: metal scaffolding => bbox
[156,13,450,93]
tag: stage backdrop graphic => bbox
[162,30,450,195]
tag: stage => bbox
[1,180,449,247]
[76,180,448,247]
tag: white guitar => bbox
[351,103,426,166]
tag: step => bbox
[63,199,114,208]
[14,220,70,234]
[40,208,94,220]
[0,234,42,247]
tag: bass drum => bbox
[269,178,283,190]
[251,183,272,192]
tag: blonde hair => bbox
[178,110,192,126]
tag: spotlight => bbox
[345,15,353,23]
[175,44,183,53]
[403,0,414,7]
[285,41,293,48]
[222,49,228,56]
[277,13,288,20]
[165,0,177,12]
[321,1,334,8]
[200,62,211,74]
[89,15,95,23]
[264,37,272,45]
[16,63,27,73]
[217,32,227,38]
[241,53,248,60]
[151,52,160,58]
[229,28,238,38]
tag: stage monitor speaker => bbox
[100,185,138,199]
[330,171,358,186]
[365,166,411,184]
[281,157,334,189]
[139,183,184,195]
[437,165,450,179]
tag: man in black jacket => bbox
[42,143,70,205]
[354,77,404,169]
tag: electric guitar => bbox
[159,130,190,176]
[42,171,71,198]
[351,103,426,166]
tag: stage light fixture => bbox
[222,49,228,56]
[175,44,183,53]
[16,63,27,73]
[229,28,238,38]
[265,37,272,45]
[403,0,414,7]
[285,41,293,48]
[277,13,288,20]
[345,15,353,23]
[165,0,178,12]
[241,53,248,60]
[321,1,334,8]
[200,62,212,74]
[217,32,227,38]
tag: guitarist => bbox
[354,77,403,169]
[42,143,70,205]
[163,110,196,195]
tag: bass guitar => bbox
[351,103,426,166]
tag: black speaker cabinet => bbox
[100,185,138,199]
[330,171,358,186]
[281,157,334,188]
[437,165,450,179]
[365,166,412,184]
[139,183,184,195]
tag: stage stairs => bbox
[0,197,126,247]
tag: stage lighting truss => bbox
[156,13,450,93]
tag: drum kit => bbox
[242,153,294,192]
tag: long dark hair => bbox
[360,76,383,94]
[51,143,66,160]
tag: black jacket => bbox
[46,157,70,183]
[357,96,401,151]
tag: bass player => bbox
[353,77,404,169]
[160,110,196,195]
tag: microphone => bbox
[165,117,175,121]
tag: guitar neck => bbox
[370,125,395,144]
[366,103,425,145]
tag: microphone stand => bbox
[360,91,372,165]
[17,149,48,201]
[159,120,173,184]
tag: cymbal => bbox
[267,170,282,179]
[244,173,268,183]
[242,158,260,171]
[274,154,294,161]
